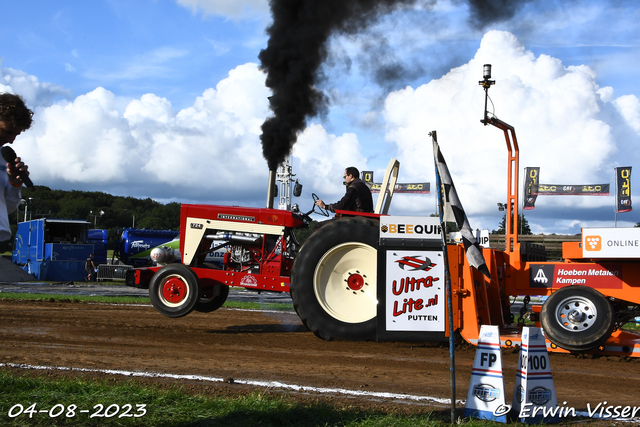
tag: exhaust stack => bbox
[266,169,277,209]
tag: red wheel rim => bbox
[347,273,364,291]
[161,277,188,304]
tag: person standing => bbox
[0,93,32,242]
[85,254,97,282]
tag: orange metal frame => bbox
[450,117,640,357]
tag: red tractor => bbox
[126,185,395,341]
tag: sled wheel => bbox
[291,216,379,341]
[540,285,615,352]
[149,264,200,318]
[194,284,229,313]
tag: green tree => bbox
[429,213,459,233]
[293,221,316,245]
[493,213,532,235]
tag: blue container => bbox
[88,229,108,265]
[12,219,93,281]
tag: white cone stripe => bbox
[477,343,501,348]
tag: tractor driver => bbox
[315,167,374,214]
[0,93,32,242]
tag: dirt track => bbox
[1,299,639,415]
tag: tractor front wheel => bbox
[149,264,200,318]
[291,216,379,341]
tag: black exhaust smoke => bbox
[259,0,530,172]
[259,0,421,172]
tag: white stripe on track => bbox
[1,362,455,405]
[4,362,639,423]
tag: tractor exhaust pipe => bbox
[266,169,277,209]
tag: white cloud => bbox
[383,30,639,232]
[613,95,640,135]
[124,93,175,125]
[139,63,271,190]
[0,63,72,107]
[18,87,134,184]
[174,0,269,20]
[11,63,272,202]
[292,124,369,201]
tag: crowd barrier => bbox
[97,264,133,281]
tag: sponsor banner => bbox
[361,170,374,185]
[361,171,430,193]
[379,216,441,240]
[582,227,640,258]
[532,184,610,196]
[523,167,539,210]
[464,325,507,422]
[384,250,445,332]
[449,229,490,248]
[369,182,430,194]
[615,167,632,213]
[529,263,623,289]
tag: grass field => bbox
[0,368,512,427]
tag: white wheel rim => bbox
[555,295,598,332]
[313,242,377,323]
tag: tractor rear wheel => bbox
[149,264,200,318]
[291,216,379,341]
[540,285,615,352]
[194,284,229,313]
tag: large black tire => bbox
[540,285,615,352]
[194,284,229,313]
[149,264,200,318]
[291,216,379,341]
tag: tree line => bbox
[2,186,181,253]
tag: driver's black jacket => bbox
[326,178,374,213]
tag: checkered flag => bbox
[433,139,491,279]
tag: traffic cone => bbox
[512,326,559,423]
[464,325,507,422]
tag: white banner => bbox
[450,229,490,248]
[379,216,441,240]
[384,249,445,332]
[582,227,640,258]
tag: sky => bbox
[1,0,639,234]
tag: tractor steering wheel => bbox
[312,193,330,217]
